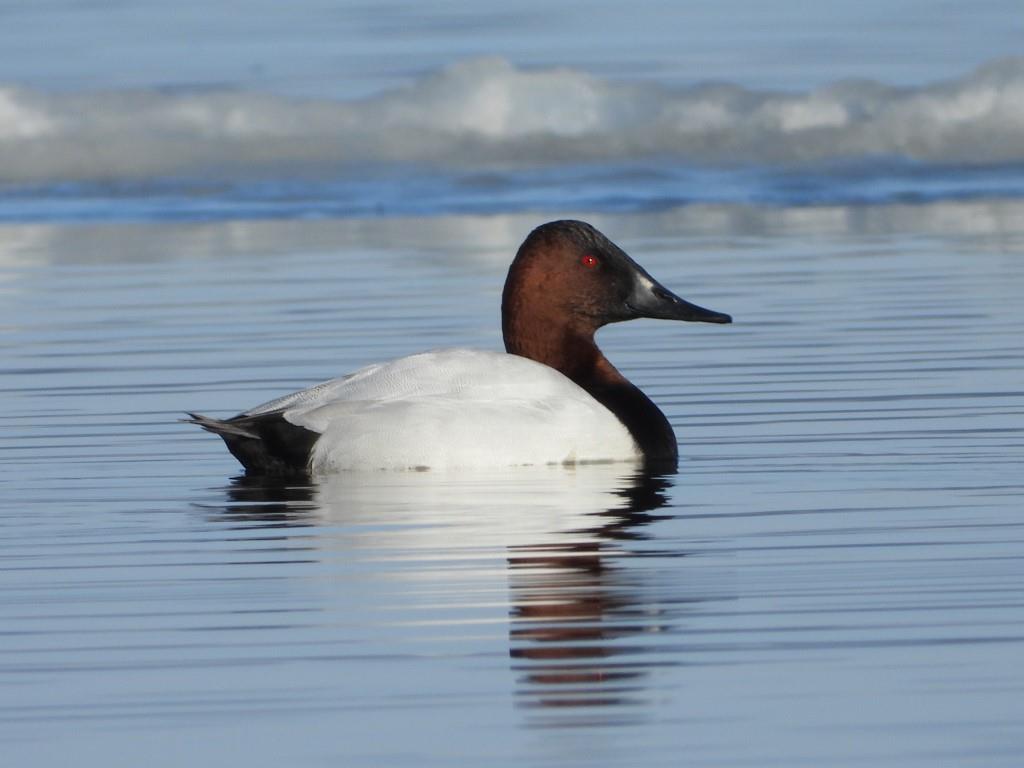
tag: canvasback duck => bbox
[187,220,731,473]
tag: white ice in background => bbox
[1,57,1023,186]
[0,88,56,140]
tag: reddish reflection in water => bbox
[507,475,681,713]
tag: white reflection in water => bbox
[219,465,681,722]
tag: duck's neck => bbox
[504,325,679,466]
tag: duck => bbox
[186,220,731,474]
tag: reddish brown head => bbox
[501,220,730,377]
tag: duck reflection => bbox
[507,472,673,712]
[210,465,679,719]
[209,474,323,532]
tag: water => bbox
[3,206,1023,765]
[3,2,1024,766]
[3,0,1020,97]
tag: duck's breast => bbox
[257,349,639,471]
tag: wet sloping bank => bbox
[2,57,1024,221]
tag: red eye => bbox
[580,254,599,269]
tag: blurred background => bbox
[2,0,1023,220]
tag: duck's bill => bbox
[626,276,732,324]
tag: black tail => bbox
[183,411,319,476]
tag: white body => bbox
[246,349,640,472]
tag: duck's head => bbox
[502,220,731,352]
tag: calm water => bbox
[2,205,1023,766]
